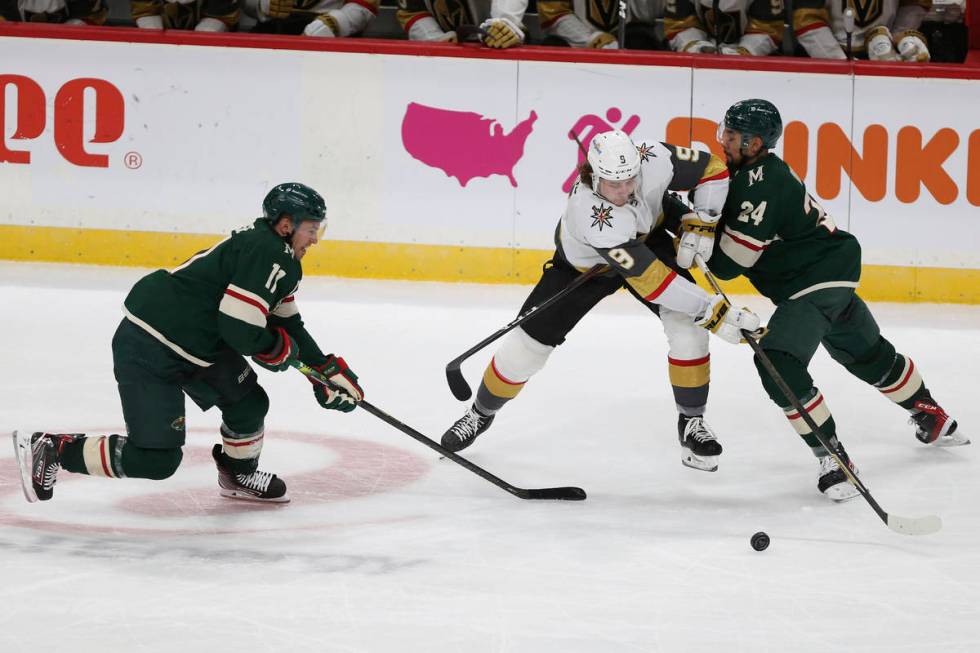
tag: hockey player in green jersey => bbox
[12,183,364,504]
[709,99,969,501]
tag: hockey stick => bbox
[456,24,488,41]
[693,255,942,536]
[842,4,855,59]
[445,263,604,401]
[292,361,587,501]
[617,0,628,48]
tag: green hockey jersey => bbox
[123,218,325,367]
[709,153,862,302]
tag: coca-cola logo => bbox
[1,74,125,168]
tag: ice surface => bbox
[1,262,978,653]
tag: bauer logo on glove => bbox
[310,355,364,412]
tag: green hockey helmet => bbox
[721,99,783,150]
[262,183,326,229]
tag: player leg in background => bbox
[441,258,623,452]
[821,294,969,447]
[752,289,861,501]
[626,229,721,472]
[182,350,288,503]
[13,318,188,503]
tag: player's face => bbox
[719,127,744,166]
[290,220,324,259]
[597,176,637,207]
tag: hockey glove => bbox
[311,355,364,412]
[480,17,524,49]
[252,327,299,372]
[682,40,717,54]
[896,30,930,62]
[588,32,619,49]
[867,26,900,61]
[676,211,718,269]
[695,294,762,345]
[718,44,751,56]
[262,0,294,19]
[304,13,340,37]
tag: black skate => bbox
[818,443,860,502]
[910,400,969,446]
[678,415,722,472]
[11,431,79,503]
[211,444,289,503]
[441,407,495,453]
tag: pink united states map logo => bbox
[401,102,538,187]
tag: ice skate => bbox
[441,407,495,453]
[678,415,722,472]
[910,400,969,446]
[11,431,79,503]
[211,444,289,503]
[817,444,860,502]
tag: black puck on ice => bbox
[750,531,770,551]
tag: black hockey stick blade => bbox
[294,362,586,502]
[521,486,587,501]
[445,360,472,401]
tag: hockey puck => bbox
[750,531,770,551]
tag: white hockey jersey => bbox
[793,0,929,55]
[557,139,729,315]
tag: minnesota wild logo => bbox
[591,204,615,231]
[636,141,656,163]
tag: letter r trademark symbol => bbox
[125,151,142,169]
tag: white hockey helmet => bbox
[587,130,641,182]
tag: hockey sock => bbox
[668,354,710,415]
[59,434,127,478]
[874,354,927,410]
[218,424,264,474]
[475,328,553,414]
[781,387,840,457]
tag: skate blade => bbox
[933,433,970,447]
[681,453,718,472]
[823,483,860,502]
[218,488,290,504]
[11,430,38,504]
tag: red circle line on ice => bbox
[0,427,432,536]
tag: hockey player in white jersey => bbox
[243,0,378,37]
[397,0,526,48]
[442,130,760,473]
[132,0,239,30]
[793,0,931,61]
[533,0,665,49]
[3,0,107,23]
[664,0,784,55]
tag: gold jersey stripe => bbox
[792,7,830,32]
[626,259,675,299]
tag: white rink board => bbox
[851,74,980,268]
[1,35,979,267]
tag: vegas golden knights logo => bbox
[432,0,473,29]
[848,0,883,26]
[705,8,741,44]
[588,0,620,30]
